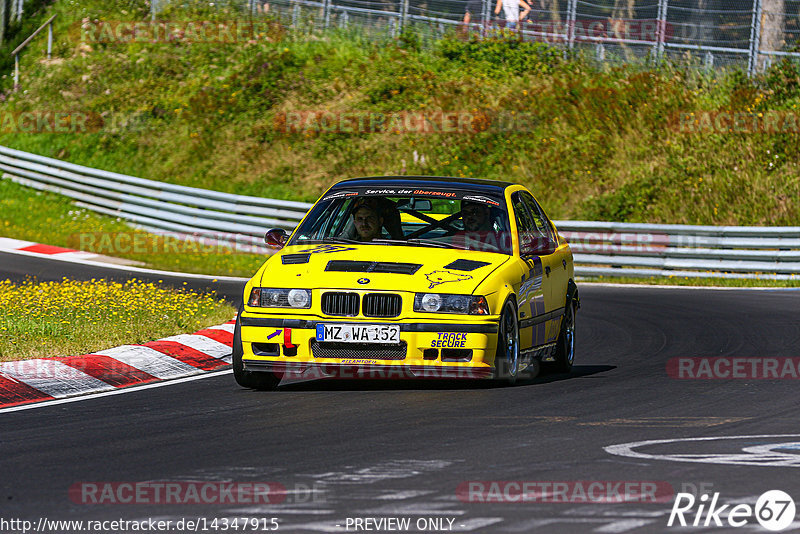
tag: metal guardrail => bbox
[2,144,799,280]
[0,144,312,251]
[557,222,800,280]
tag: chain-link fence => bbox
[81,0,800,75]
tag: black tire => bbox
[493,299,520,385]
[232,309,280,391]
[549,298,576,374]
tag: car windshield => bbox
[288,189,512,254]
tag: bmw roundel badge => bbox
[357,278,370,285]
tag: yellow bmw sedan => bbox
[234,177,578,390]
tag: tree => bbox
[0,0,9,45]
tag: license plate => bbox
[316,324,400,344]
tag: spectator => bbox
[494,0,530,30]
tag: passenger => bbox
[455,200,509,253]
[461,200,493,232]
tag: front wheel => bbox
[549,299,576,374]
[493,299,520,385]
[232,310,280,391]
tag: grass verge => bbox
[0,277,236,361]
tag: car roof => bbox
[332,176,515,193]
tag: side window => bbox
[511,192,538,256]
[521,192,554,241]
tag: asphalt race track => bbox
[1,252,800,533]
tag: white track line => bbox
[580,282,800,291]
[0,247,249,282]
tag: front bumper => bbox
[240,315,500,379]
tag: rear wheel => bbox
[493,299,520,385]
[549,299,576,374]
[232,309,280,391]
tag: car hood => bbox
[257,244,510,294]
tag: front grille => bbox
[311,341,407,360]
[363,293,402,318]
[321,292,360,316]
[325,261,421,275]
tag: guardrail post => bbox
[292,2,299,27]
[323,0,331,29]
[151,0,156,22]
[748,0,763,76]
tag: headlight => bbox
[287,288,310,308]
[413,293,489,315]
[247,288,312,309]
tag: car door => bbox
[520,191,568,344]
[510,191,549,350]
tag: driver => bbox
[351,198,385,242]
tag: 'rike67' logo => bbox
[668,490,796,531]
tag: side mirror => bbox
[264,228,288,249]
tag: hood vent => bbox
[282,253,311,265]
[325,261,422,275]
[444,259,491,271]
